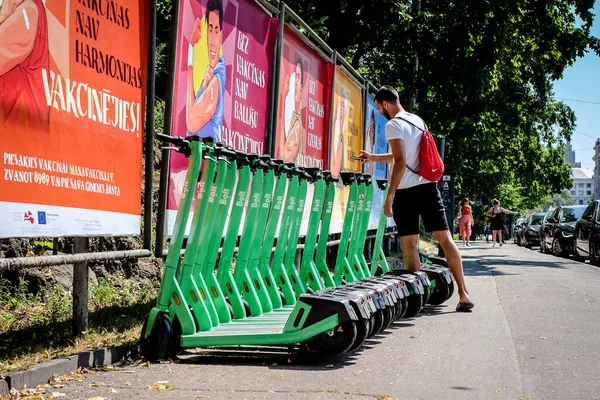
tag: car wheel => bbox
[552,238,563,257]
[539,236,545,253]
[573,239,585,262]
[590,242,600,266]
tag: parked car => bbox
[540,205,587,256]
[574,200,600,264]
[521,212,545,248]
[512,217,526,245]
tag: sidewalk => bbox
[49,241,525,399]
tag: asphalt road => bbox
[53,241,600,400]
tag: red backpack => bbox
[394,115,445,182]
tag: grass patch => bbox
[0,278,159,375]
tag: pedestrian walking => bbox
[486,199,517,247]
[483,221,490,243]
[458,198,474,247]
[358,85,473,312]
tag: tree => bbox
[277,0,598,211]
[550,189,576,207]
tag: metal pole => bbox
[72,237,89,336]
[266,1,285,156]
[155,0,182,258]
[143,0,158,251]
[406,0,420,113]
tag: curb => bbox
[0,345,136,396]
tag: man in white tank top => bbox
[358,85,473,311]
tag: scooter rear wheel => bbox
[403,294,423,318]
[447,280,455,300]
[368,310,385,337]
[140,312,172,362]
[312,320,358,355]
[383,305,395,330]
[427,277,450,306]
[348,318,370,352]
[398,297,408,319]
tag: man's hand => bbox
[358,150,372,162]
[190,17,202,44]
[383,194,394,217]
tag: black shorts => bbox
[391,182,449,237]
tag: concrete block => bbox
[0,378,9,396]
[76,351,94,369]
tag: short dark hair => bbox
[296,56,304,85]
[493,199,500,205]
[374,85,400,104]
[206,0,223,30]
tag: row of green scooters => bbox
[140,134,455,360]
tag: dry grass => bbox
[0,278,159,375]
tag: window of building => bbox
[588,191,592,195]
[587,183,592,188]
[580,200,584,205]
[579,190,584,196]
[579,183,585,188]
[571,190,576,195]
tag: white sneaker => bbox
[467,243,471,247]
[493,243,496,247]
[462,244,466,248]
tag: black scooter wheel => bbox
[427,277,450,306]
[398,297,408,319]
[312,320,358,355]
[279,291,287,306]
[226,302,235,318]
[348,318,370,352]
[392,300,403,322]
[368,310,385,337]
[403,294,423,318]
[367,314,376,337]
[421,284,431,306]
[383,305,395,330]
[242,299,252,317]
[140,312,172,362]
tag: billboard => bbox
[0,0,149,238]
[275,25,331,169]
[165,0,278,235]
[365,94,390,229]
[329,66,363,233]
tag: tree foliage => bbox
[277,0,599,215]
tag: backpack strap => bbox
[393,115,427,175]
[394,115,428,131]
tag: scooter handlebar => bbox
[155,133,189,148]
[339,171,356,186]
[322,171,340,183]
[376,179,389,190]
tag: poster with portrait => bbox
[328,66,363,234]
[0,0,149,238]
[275,25,331,169]
[365,94,390,229]
[165,0,278,236]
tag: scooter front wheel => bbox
[427,277,450,306]
[140,312,172,362]
[348,318,370,352]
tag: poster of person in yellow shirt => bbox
[329,66,363,233]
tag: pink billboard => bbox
[165,0,278,234]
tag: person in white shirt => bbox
[358,85,473,311]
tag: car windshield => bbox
[561,207,585,223]
[531,215,544,224]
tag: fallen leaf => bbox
[148,382,174,391]
[354,371,361,375]
[377,395,393,400]
[111,388,118,393]
[189,365,200,369]
[87,397,106,400]
[89,381,100,387]
[409,335,415,339]
[51,392,66,397]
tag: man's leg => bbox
[400,234,420,271]
[433,230,471,303]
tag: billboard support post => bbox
[266,1,286,156]
[72,237,90,337]
[143,0,158,251]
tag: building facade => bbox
[594,139,600,200]
[571,168,594,205]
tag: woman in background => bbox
[458,198,474,247]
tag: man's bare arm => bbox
[371,153,394,163]
[387,139,406,194]
[0,0,38,76]
[186,72,220,134]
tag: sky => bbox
[553,3,600,170]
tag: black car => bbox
[540,205,587,257]
[512,217,526,245]
[574,200,600,264]
[521,212,545,248]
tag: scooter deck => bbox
[180,313,339,347]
